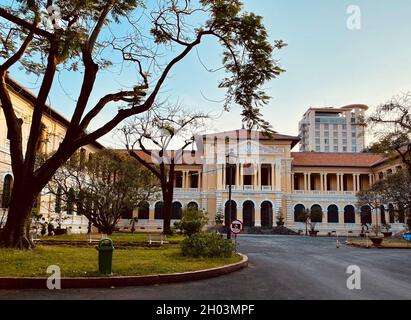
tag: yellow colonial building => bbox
[133,129,406,235]
[0,77,103,229]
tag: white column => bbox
[320,173,324,192]
[271,163,275,190]
[340,174,344,192]
[357,174,361,192]
[337,174,341,192]
[235,164,239,190]
[324,174,328,192]
[217,165,222,190]
[275,160,282,191]
[239,164,244,189]
[353,174,357,192]
[255,207,261,227]
[307,173,312,191]
[257,164,262,191]
[304,173,308,191]
[198,171,202,191]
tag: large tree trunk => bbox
[0,186,36,250]
[163,189,173,235]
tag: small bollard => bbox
[96,238,114,276]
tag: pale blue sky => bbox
[8,0,411,148]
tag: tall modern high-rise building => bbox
[298,105,368,153]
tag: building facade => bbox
[132,129,405,235]
[299,105,368,153]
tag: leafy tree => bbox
[367,93,411,231]
[121,103,208,234]
[307,206,323,233]
[0,0,285,248]
[48,150,159,235]
[357,183,382,232]
[300,207,323,235]
[358,170,411,230]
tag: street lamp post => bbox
[226,151,235,240]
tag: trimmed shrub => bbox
[181,232,234,258]
[174,209,208,237]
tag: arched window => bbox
[243,201,255,227]
[138,201,150,220]
[380,205,386,224]
[155,202,164,220]
[224,200,237,226]
[2,174,13,208]
[294,204,306,223]
[344,205,355,224]
[360,206,372,225]
[172,202,183,220]
[120,207,133,219]
[327,205,339,224]
[388,204,395,223]
[310,205,323,223]
[187,202,199,211]
[261,201,273,228]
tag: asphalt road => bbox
[1,235,411,300]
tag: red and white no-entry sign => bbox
[230,219,243,235]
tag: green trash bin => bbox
[96,238,114,275]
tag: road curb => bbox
[0,254,248,290]
[346,241,411,249]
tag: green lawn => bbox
[42,233,184,244]
[348,238,411,248]
[0,245,241,277]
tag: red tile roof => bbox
[291,152,386,168]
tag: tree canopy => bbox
[47,149,159,234]
[0,0,285,248]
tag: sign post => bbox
[229,219,243,252]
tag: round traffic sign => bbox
[230,219,243,234]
